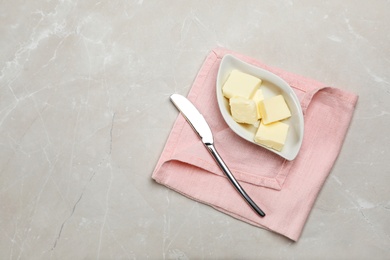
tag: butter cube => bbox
[222,70,262,99]
[251,89,264,119]
[229,97,258,124]
[259,95,291,124]
[254,121,289,151]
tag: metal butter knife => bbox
[170,94,265,217]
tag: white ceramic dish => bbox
[216,54,304,160]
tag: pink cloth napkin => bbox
[152,48,358,241]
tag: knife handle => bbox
[205,144,266,217]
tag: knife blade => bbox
[170,94,265,217]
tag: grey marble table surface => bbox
[1,1,389,259]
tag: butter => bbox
[251,89,264,119]
[222,70,262,99]
[254,121,289,151]
[258,95,291,124]
[229,97,258,124]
